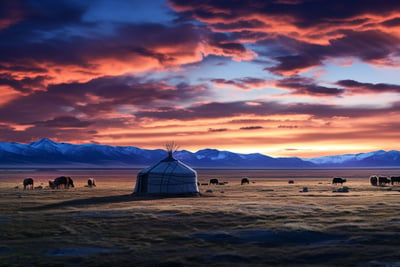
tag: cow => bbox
[23,178,34,190]
[391,176,400,185]
[87,178,96,187]
[370,176,378,186]
[378,176,391,186]
[209,178,219,185]
[241,177,250,185]
[332,177,346,185]
[49,176,74,189]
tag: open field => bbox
[1,168,400,266]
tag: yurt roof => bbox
[139,155,196,176]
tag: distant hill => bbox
[0,138,398,168]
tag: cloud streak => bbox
[337,80,400,93]
[135,100,400,121]
[210,77,268,90]
[276,76,344,96]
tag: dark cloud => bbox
[0,73,49,93]
[26,116,92,128]
[0,1,90,66]
[337,80,400,93]
[0,75,209,123]
[266,54,322,75]
[0,23,201,68]
[170,0,400,74]
[23,0,87,28]
[240,126,263,130]
[0,0,254,80]
[210,77,267,90]
[2,0,399,78]
[135,100,399,121]
[265,30,400,75]
[0,0,204,80]
[208,128,228,132]
[203,31,256,60]
[211,19,268,31]
[0,73,31,93]
[276,76,344,96]
[0,1,25,31]
[329,30,400,62]
[381,17,400,27]
[0,64,48,74]
[170,0,400,29]
[208,32,246,53]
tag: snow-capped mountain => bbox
[0,138,398,168]
[305,150,400,167]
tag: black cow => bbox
[23,178,34,190]
[241,177,250,185]
[332,177,346,185]
[49,176,74,189]
[391,176,400,185]
[209,178,219,185]
[88,178,96,187]
[370,176,378,186]
[378,176,390,186]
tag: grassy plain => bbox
[1,168,400,266]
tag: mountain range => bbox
[0,138,398,168]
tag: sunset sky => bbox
[0,0,400,157]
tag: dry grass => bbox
[1,168,400,266]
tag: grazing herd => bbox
[370,176,400,186]
[22,177,96,190]
[205,175,400,187]
[330,176,400,187]
[329,176,400,187]
[20,174,400,191]
[204,177,251,186]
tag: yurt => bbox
[133,143,199,196]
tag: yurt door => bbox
[139,174,148,193]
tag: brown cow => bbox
[332,177,346,185]
[49,176,74,189]
[378,176,390,186]
[370,176,378,186]
[391,176,400,185]
[209,178,219,185]
[23,178,34,190]
[241,177,250,185]
[88,178,96,187]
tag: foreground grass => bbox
[1,175,400,266]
